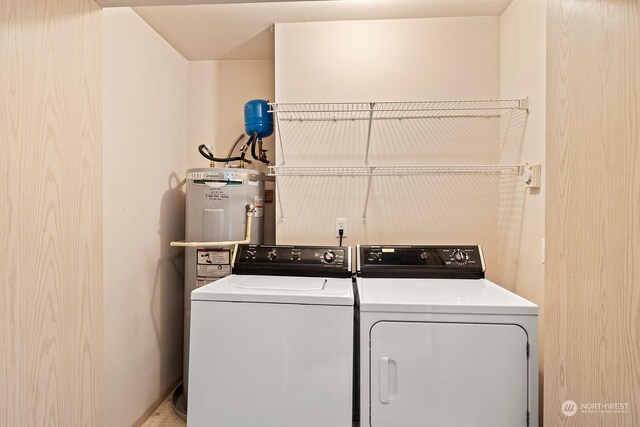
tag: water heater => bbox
[180,167,266,412]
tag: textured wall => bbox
[0,0,104,425]
[546,0,640,425]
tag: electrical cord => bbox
[339,228,344,247]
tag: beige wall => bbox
[274,18,504,278]
[545,0,640,425]
[103,8,188,427]
[499,0,546,316]
[499,0,546,393]
[275,18,501,102]
[0,0,104,425]
[188,60,276,243]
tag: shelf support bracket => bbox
[364,102,375,165]
[518,98,530,112]
[522,163,542,189]
[275,109,286,166]
[362,170,374,223]
[275,176,286,223]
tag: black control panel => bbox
[233,244,351,278]
[357,245,485,279]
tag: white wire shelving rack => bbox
[269,164,524,177]
[268,99,539,222]
[270,99,528,122]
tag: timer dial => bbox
[451,249,469,264]
[323,251,336,263]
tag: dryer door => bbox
[370,322,529,427]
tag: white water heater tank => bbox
[182,167,265,407]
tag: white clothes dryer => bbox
[356,245,538,427]
[188,244,354,427]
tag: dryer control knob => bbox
[452,249,468,263]
[268,250,277,260]
[420,251,430,261]
[323,251,336,263]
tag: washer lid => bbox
[192,275,354,306]
[357,278,537,315]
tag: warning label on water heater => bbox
[197,249,230,265]
[254,196,264,218]
[196,249,231,288]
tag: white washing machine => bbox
[356,245,538,427]
[188,244,354,427]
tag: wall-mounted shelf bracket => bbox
[362,174,373,223]
[364,102,375,165]
[522,163,541,188]
[518,97,530,111]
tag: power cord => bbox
[339,228,344,247]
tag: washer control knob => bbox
[268,250,277,260]
[452,249,468,263]
[420,251,429,261]
[246,249,256,257]
[292,252,300,260]
[369,252,381,261]
[323,251,336,263]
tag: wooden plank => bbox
[546,0,640,425]
[0,0,103,425]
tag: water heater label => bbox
[254,196,264,218]
[197,249,230,265]
[196,249,231,286]
[196,264,231,281]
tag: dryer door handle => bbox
[378,356,397,404]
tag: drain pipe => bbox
[170,204,255,248]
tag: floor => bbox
[141,396,185,427]
[141,396,359,426]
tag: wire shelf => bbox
[269,99,528,122]
[268,98,536,223]
[269,164,524,177]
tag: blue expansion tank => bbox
[244,99,274,138]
